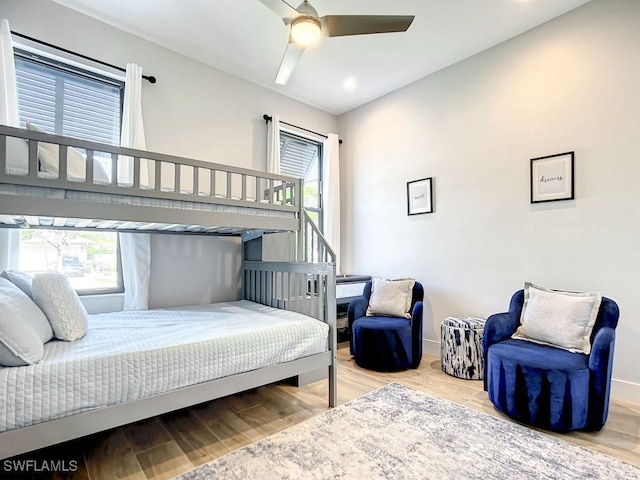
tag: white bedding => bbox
[0,300,328,432]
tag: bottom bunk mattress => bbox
[0,300,329,432]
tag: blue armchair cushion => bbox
[352,316,414,371]
[487,339,590,432]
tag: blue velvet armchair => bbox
[348,281,424,371]
[483,290,619,432]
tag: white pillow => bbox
[366,277,415,319]
[26,123,110,183]
[32,271,88,342]
[512,282,602,354]
[5,136,29,175]
[1,270,33,298]
[0,277,53,366]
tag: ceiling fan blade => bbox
[321,15,415,37]
[275,41,305,85]
[257,0,299,21]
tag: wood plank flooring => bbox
[10,343,640,479]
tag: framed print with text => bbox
[407,177,434,215]
[530,152,574,203]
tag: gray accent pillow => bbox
[366,277,415,319]
[32,271,88,342]
[0,277,53,366]
[1,270,34,298]
[512,282,602,354]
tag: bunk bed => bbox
[0,124,337,460]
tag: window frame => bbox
[75,230,124,296]
[17,227,125,296]
[14,48,125,131]
[13,48,125,295]
[279,128,324,232]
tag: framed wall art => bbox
[407,177,434,215]
[530,152,574,203]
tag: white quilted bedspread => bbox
[0,300,328,432]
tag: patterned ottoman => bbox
[440,316,486,380]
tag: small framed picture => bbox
[530,152,574,203]
[407,177,434,215]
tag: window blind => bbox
[15,54,123,146]
[279,131,320,179]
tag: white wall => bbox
[339,0,640,403]
[149,235,242,308]
[2,0,338,309]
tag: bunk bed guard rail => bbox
[0,125,303,233]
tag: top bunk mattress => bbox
[0,300,329,432]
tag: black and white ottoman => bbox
[440,316,486,380]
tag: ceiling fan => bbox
[258,0,415,85]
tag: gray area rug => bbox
[176,383,640,480]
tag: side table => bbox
[441,316,486,380]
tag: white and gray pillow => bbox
[0,277,53,366]
[32,271,88,342]
[366,277,415,319]
[512,282,602,354]
[1,270,34,298]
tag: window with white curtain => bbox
[13,49,124,294]
[279,130,323,230]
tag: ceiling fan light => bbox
[291,17,322,46]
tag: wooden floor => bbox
[12,343,640,479]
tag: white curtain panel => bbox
[119,233,151,311]
[0,19,18,127]
[120,63,150,311]
[266,113,281,174]
[119,63,148,185]
[0,19,21,270]
[322,133,341,274]
[266,114,299,261]
[0,229,19,271]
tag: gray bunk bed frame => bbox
[0,125,337,460]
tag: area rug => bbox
[176,383,640,480]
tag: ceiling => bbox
[51,0,591,116]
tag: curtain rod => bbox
[263,114,342,145]
[11,30,157,84]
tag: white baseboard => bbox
[610,378,640,405]
[422,338,440,358]
[422,339,639,406]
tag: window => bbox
[14,50,124,294]
[279,131,323,230]
[19,229,122,294]
[14,50,123,144]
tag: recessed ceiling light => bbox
[343,76,357,91]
